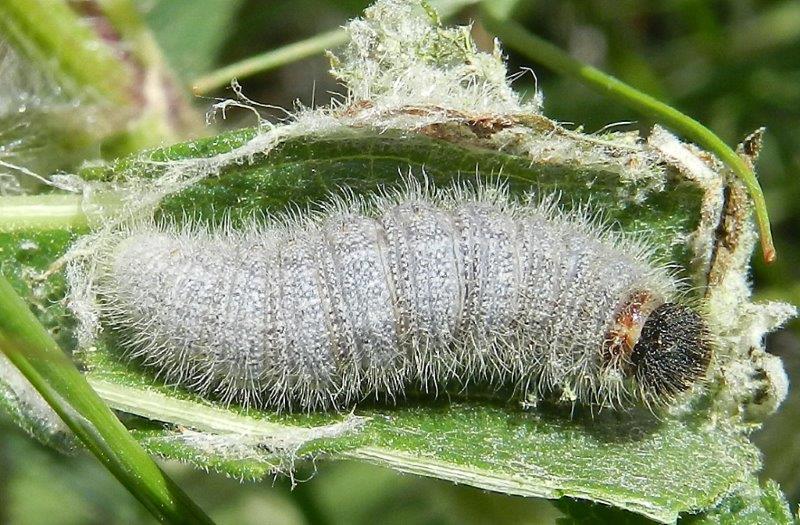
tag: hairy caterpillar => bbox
[91,183,711,411]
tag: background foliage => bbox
[1,0,798,523]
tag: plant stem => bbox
[192,0,482,95]
[0,192,130,233]
[481,6,776,263]
[193,29,347,95]
[0,276,216,524]
[0,195,88,232]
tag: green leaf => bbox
[0,121,769,523]
[86,365,760,524]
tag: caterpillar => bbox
[90,183,711,412]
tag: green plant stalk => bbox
[193,29,347,95]
[0,276,215,524]
[192,0,482,95]
[0,0,134,105]
[0,195,89,232]
[480,7,776,263]
[0,191,131,233]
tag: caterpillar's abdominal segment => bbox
[95,185,711,411]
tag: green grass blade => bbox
[480,5,776,263]
[0,276,216,524]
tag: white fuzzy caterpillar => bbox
[90,184,711,411]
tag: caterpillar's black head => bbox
[630,302,711,402]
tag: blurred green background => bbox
[1,0,798,523]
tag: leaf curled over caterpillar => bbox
[84,182,712,412]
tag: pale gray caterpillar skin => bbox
[95,185,711,411]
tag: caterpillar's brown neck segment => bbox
[602,290,663,369]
